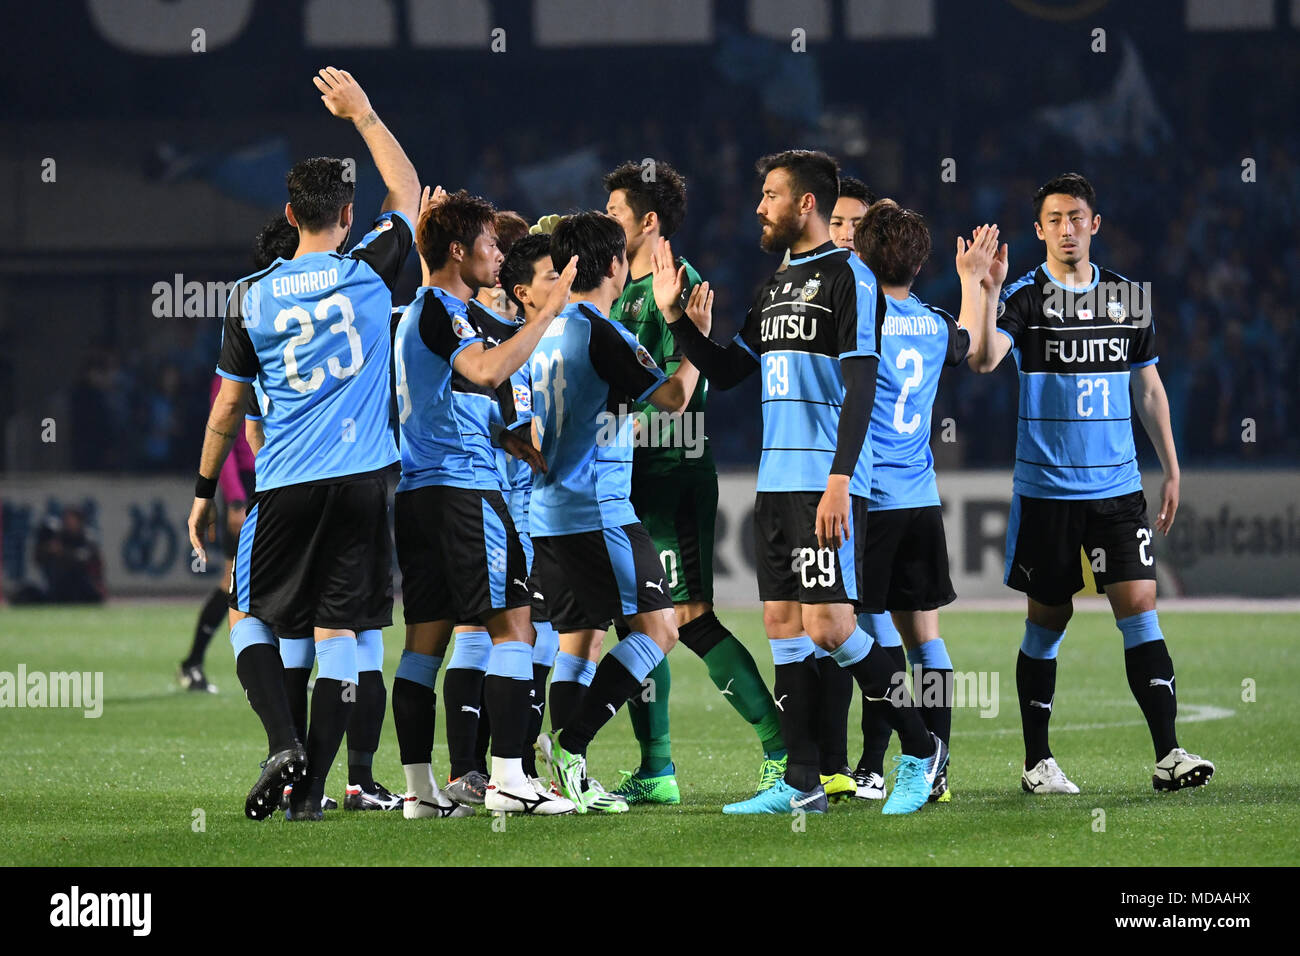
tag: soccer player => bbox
[827,175,875,250]
[848,204,1005,804]
[813,173,882,800]
[663,150,946,815]
[528,212,697,814]
[390,190,577,817]
[603,160,787,803]
[188,67,419,822]
[967,172,1215,793]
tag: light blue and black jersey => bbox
[217,212,412,491]
[997,262,1157,500]
[393,287,509,493]
[468,299,535,533]
[869,294,970,510]
[528,301,667,537]
[734,242,884,497]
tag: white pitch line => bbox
[954,703,1235,737]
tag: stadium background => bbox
[3,0,1298,602]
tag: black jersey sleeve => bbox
[349,211,414,293]
[418,296,483,362]
[1129,283,1158,367]
[938,307,971,366]
[216,282,259,382]
[996,283,1031,347]
[588,310,667,404]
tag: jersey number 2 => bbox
[275,293,363,394]
[893,348,924,434]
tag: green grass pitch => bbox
[1,603,1295,866]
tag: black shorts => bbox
[858,505,956,614]
[230,470,393,640]
[754,491,865,606]
[516,529,550,624]
[395,484,530,625]
[531,523,673,632]
[1004,490,1157,606]
[219,467,257,558]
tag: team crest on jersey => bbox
[1078,308,1093,321]
[452,314,477,339]
[800,275,822,302]
[996,300,1006,318]
[513,382,532,412]
[629,295,645,317]
[1107,299,1127,322]
[635,345,657,370]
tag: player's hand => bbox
[955,224,998,284]
[529,213,564,235]
[815,476,852,551]
[313,67,372,122]
[650,237,687,319]
[537,255,577,321]
[188,497,217,569]
[1156,473,1179,534]
[501,429,547,474]
[986,240,1009,291]
[419,185,448,221]
[684,280,713,335]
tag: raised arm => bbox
[314,67,420,225]
[1131,363,1180,534]
[955,224,1004,366]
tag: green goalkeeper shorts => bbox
[630,464,718,606]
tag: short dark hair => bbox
[285,157,355,232]
[416,190,497,270]
[1033,172,1097,222]
[253,214,298,269]
[495,210,530,258]
[854,199,931,288]
[838,175,876,205]
[755,150,840,221]
[550,211,625,293]
[602,160,688,238]
[500,233,552,311]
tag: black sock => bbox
[774,653,821,791]
[557,656,642,756]
[184,587,228,666]
[841,643,932,758]
[1124,640,1178,759]
[816,654,853,774]
[442,668,485,779]
[345,670,385,786]
[1017,650,1057,769]
[235,644,298,755]
[283,666,311,743]
[296,677,354,806]
[549,680,586,732]
[677,611,728,657]
[392,677,437,765]
[474,684,492,774]
[859,644,905,775]
[523,663,549,777]
[483,675,531,760]
[915,661,954,746]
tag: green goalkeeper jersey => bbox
[611,256,714,473]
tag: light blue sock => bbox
[356,628,384,673]
[1117,610,1162,649]
[487,640,534,680]
[1021,620,1066,660]
[279,636,315,670]
[532,621,560,667]
[770,634,815,664]
[553,651,597,686]
[230,616,275,657]
[608,632,665,683]
[447,630,491,671]
[315,635,358,684]
[394,650,441,690]
[830,626,872,668]
[859,612,902,648]
[812,645,831,659]
[907,638,953,670]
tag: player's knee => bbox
[762,602,801,637]
[1030,601,1073,632]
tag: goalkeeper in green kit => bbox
[603,160,787,804]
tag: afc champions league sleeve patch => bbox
[452,314,477,340]
[635,344,658,370]
[996,299,1006,318]
[373,218,393,232]
[513,382,532,412]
